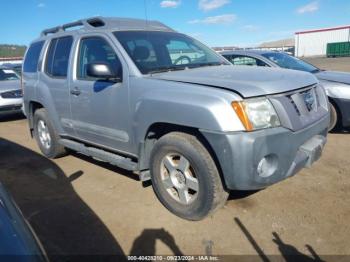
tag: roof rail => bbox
[40,17,105,37]
[40,16,174,37]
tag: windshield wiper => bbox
[188,62,226,69]
[148,66,187,74]
[148,62,226,74]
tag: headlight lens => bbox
[232,98,280,131]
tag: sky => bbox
[0,0,349,47]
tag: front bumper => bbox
[0,97,23,114]
[201,114,329,190]
[332,98,350,127]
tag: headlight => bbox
[232,98,280,131]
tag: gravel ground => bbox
[0,58,349,260]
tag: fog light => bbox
[257,154,278,178]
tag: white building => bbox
[295,25,350,57]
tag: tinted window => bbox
[23,41,44,73]
[261,52,319,73]
[114,31,229,74]
[0,69,20,81]
[77,37,122,80]
[45,36,73,77]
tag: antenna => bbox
[144,0,149,29]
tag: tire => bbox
[328,102,339,132]
[150,132,228,221]
[33,108,67,159]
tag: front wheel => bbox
[150,132,228,221]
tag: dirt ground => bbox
[305,57,350,72]
[0,58,349,261]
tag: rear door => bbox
[40,36,75,135]
[69,34,131,153]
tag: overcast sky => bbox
[1,0,349,47]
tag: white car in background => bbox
[0,67,23,115]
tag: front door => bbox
[70,35,131,153]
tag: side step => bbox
[59,139,138,171]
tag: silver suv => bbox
[23,17,330,220]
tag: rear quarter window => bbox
[45,36,73,78]
[23,41,45,73]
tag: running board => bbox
[59,139,137,171]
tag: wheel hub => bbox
[171,170,186,188]
[160,153,199,205]
[37,120,51,149]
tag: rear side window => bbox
[23,41,44,73]
[45,36,73,77]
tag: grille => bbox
[286,86,318,116]
[269,84,329,131]
[1,89,23,99]
[300,88,317,112]
[287,95,301,116]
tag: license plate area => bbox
[300,135,326,167]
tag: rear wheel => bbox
[33,108,67,159]
[150,132,228,221]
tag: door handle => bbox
[70,87,81,96]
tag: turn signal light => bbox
[231,101,253,131]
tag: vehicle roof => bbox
[219,49,277,56]
[34,16,175,42]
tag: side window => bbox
[23,41,44,73]
[229,55,268,67]
[77,37,122,80]
[231,55,257,66]
[45,36,73,77]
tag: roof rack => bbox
[40,17,105,37]
[40,16,175,37]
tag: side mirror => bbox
[87,63,121,82]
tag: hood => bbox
[315,70,350,85]
[150,65,317,98]
[0,80,21,93]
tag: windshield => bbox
[114,31,229,74]
[261,52,320,73]
[0,69,20,81]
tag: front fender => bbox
[132,84,245,145]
